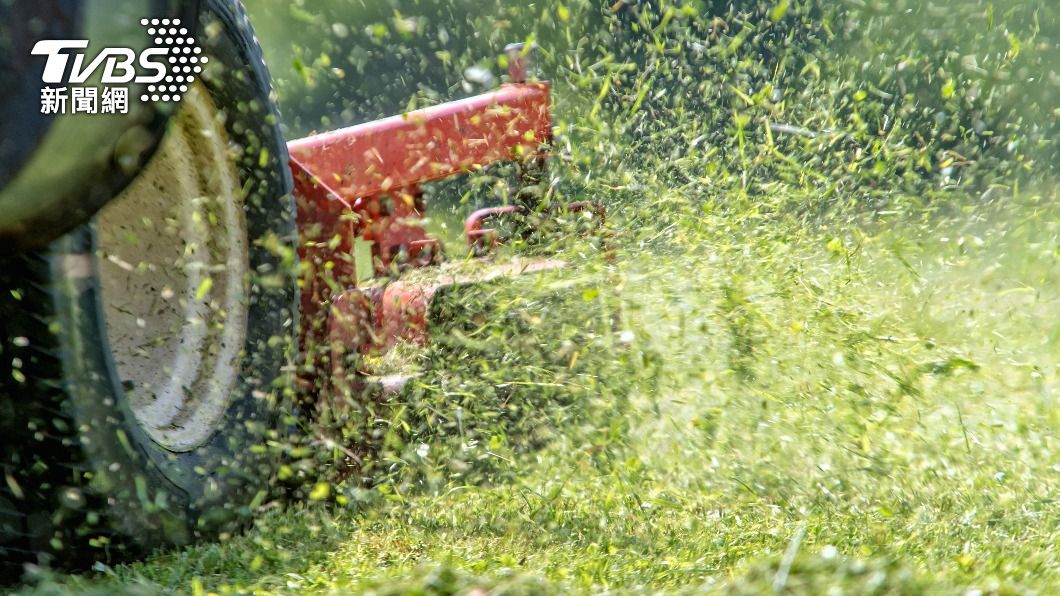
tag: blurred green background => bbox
[245,0,1056,198]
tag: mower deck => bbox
[285,43,581,403]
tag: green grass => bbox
[20,191,1058,594]
[18,0,1060,593]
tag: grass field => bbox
[21,188,1058,594]
[17,0,1059,593]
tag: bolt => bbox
[505,42,538,83]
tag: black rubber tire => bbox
[0,0,297,580]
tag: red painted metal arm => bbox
[287,82,552,200]
[289,43,566,400]
[289,81,553,356]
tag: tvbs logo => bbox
[31,18,207,115]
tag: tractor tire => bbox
[0,0,298,580]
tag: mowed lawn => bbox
[21,189,1058,594]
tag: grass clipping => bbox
[306,256,630,495]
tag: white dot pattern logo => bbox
[137,17,207,103]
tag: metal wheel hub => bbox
[98,82,248,452]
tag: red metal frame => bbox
[288,83,551,202]
[287,63,556,389]
[290,81,551,316]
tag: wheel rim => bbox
[97,82,249,453]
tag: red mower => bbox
[0,0,601,575]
